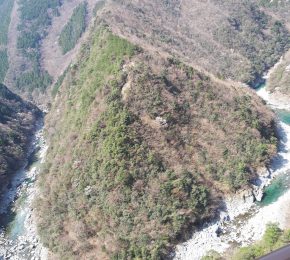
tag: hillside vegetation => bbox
[0,0,13,45]
[59,2,87,54]
[0,51,9,83]
[260,0,290,96]
[0,0,14,83]
[204,223,290,260]
[233,223,290,260]
[0,83,40,192]
[267,49,290,98]
[36,27,277,259]
[102,0,290,86]
[15,0,62,93]
[260,0,290,27]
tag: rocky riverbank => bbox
[174,76,290,259]
[0,127,48,260]
[175,121,290,260]
[258,87,290,111]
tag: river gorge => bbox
[0,121,48,260]
[0,71,290,260]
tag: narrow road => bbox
[259,245,290,260]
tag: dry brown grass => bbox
[100,0,289,85]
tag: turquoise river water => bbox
[257,84,290,206]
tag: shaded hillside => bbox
[36,27,277,260]
[101,0,290,86]
[0,83,40,192]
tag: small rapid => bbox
[0,122,48,260]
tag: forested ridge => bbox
[103,0,290,86]
[0,0,289,259]
[8,0,290,96]
[36,26,278,259]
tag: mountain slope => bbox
[36,26,277,259]
[40,0,97,86]
[260,0,290,28]
[258,1,290,99]
[0,0,13,83]
[4,0,96,104]
[101,0,290,86]
[267,49,290,100]
[0,83,40,193]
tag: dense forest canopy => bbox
[0,51,8,83]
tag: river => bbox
[0,74,289,260]
[175,82,290,259]
[0,121,48,260]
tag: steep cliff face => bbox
[0,83,41,192]
[36,27,277,259]
[100,0,290,86]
